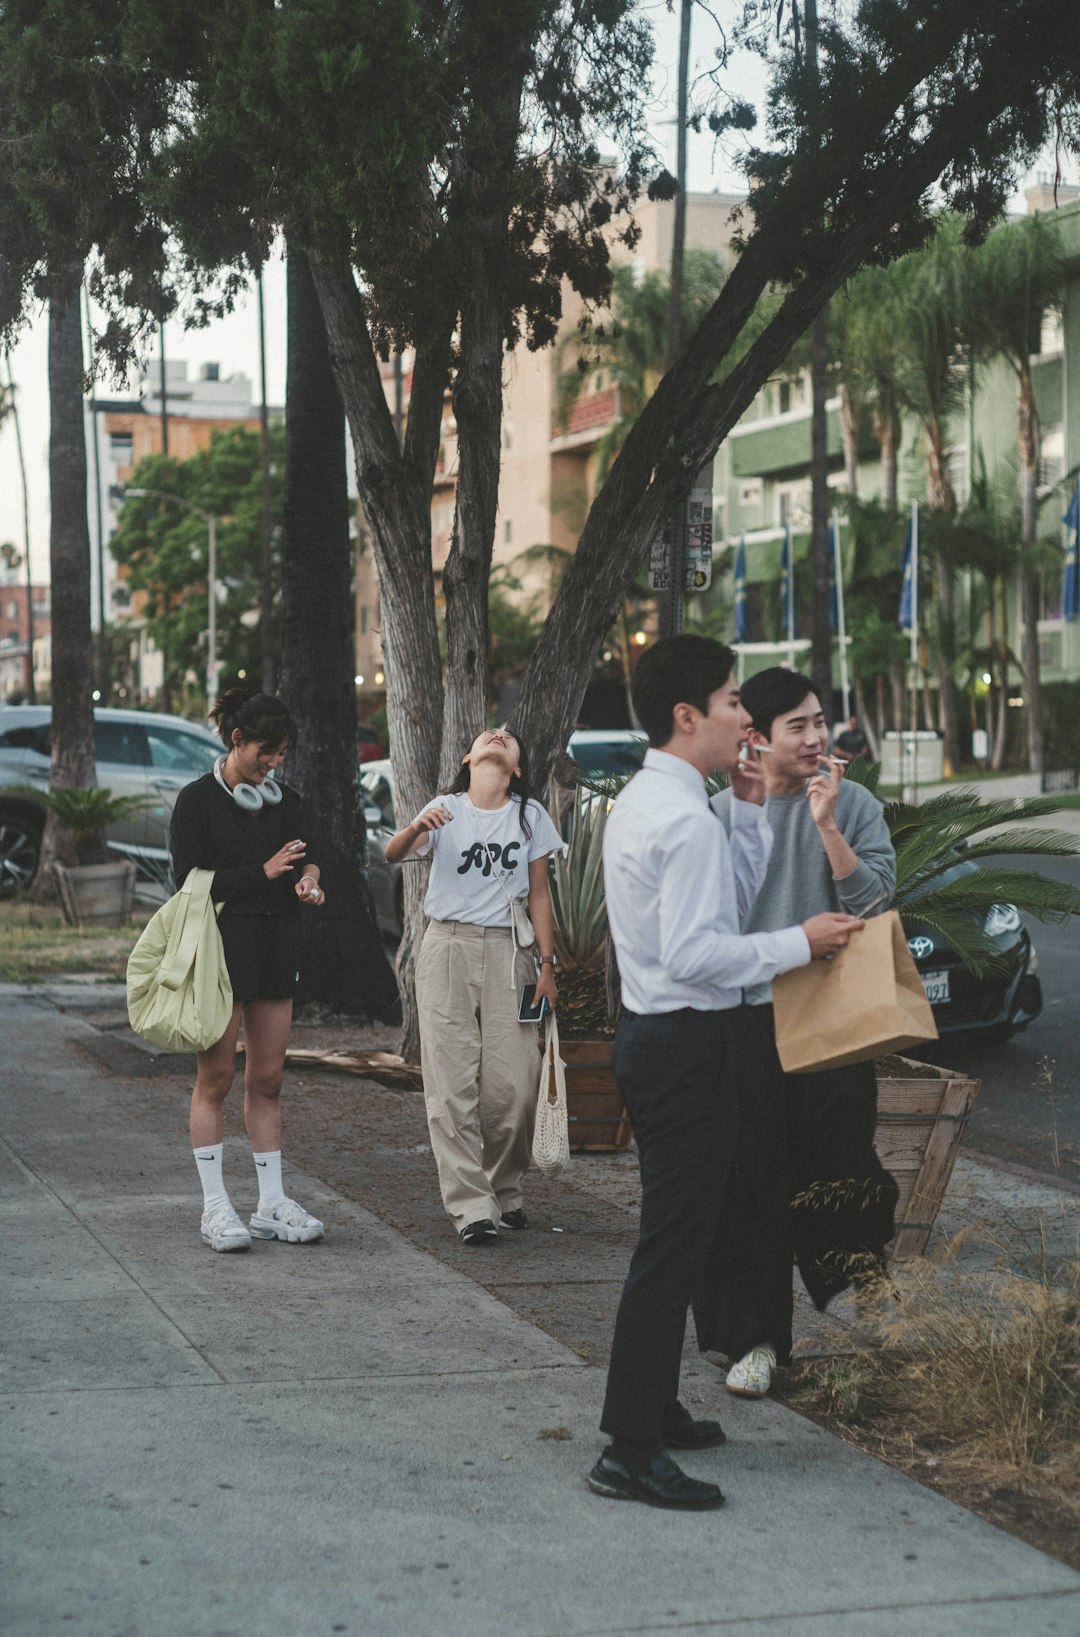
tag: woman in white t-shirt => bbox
[384,729,564,1244]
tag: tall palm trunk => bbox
[872,396,900,512]
[1017,366,1044,773]
[839,383,860,497]
[809,312,833,714]
[279,246,399,1022]
[924,422,962,769]
[32,260,95,900]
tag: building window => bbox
[1039,310,1064,355]
[6,599,16,621]
[109,432,134,455]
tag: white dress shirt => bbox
[603,749,811,1014]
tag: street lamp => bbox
[114,485,219,702]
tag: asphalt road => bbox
[908,853,1080,1187]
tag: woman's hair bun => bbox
[209,687,296,749]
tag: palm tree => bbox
[832,264,906,511]
[967,214,1066,774]
[892,216,972,770]
[557,250,727,484]
[845,760,1080,971]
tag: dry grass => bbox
[789,1221,1080,1559]
[0,899,149,983]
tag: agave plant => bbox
[549,783,616,1037]
[845,760,1080,973]
[14,784,155,867]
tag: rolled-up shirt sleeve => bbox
[657,811,810,992]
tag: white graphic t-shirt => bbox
[411,792,564,927]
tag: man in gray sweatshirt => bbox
[702,668,899,1397]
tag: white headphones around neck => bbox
[214,755,283,812]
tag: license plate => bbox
[921,969,950,1005]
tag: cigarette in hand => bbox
[738,742,772,759]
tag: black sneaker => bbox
[459,1219,498,1245]
[499,1209,528,1230]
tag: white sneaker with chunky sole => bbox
[249,1198,325,1244]
[201,1202,252,1253]
[724,1344,776,1398]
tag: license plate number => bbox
[921,969,950,1005]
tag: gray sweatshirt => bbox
[711,781,896,1004]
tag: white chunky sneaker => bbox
[249,1198,325,1244]
[724,1344,776,1398]
[201,1202,252,1253]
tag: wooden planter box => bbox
[53,859,137,929]
[557,1045,978,1254]
[560,1038,631,1152]
[874,1056,980,1259]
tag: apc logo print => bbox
[457,840,522,877]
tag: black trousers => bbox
[600,1008,737,1446]
[693,1004,898,1366]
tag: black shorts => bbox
[219,914,301,1004]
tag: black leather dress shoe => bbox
[499,1209,528,1230]
[661,1401,727,1450]
[587,1448,725,1510]
[459,1219,498,1245]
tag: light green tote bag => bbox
[127,868,234,1052]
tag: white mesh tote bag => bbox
[532,1011,571,1178]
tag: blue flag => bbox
[898,515,914,629]
[1064,480,1080,623]
[733,536,748,641]
[780,523,794,641]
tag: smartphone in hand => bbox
[517,983,548,1024]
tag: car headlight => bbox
[983,903,1021,937]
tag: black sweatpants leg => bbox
[693,1005,793,1364]
[600,1009,736,1446]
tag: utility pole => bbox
[158,323,169,456]
[805,0,833,715]
[659,0,692,640]
[83,280,109,700]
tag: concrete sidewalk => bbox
[3,989,1079,1637]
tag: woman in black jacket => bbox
[170,688,326,1253]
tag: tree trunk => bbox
[853,668,878,760]
[32,259,95,900]
[874,401,900,513]
[839,382,860,497]
[989,574,1008,771]
[309,258,448,1059]
[1017,367,1044,773]
[279,246,400,1024]
[923,421,962,768]
[809,310,833,714]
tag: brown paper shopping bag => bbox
[771,910,938,1073]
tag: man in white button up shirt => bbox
[588,636,863,1512]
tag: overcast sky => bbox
[0,4,1064,583]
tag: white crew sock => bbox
[253,1150,286,1213]
[193,1144,230,1213]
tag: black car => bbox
[904,859,1042,1039]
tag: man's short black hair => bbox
[740,668,819,739]
[631,635,737,747]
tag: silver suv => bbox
[0,705,221,898]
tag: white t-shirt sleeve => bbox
[525,799,566,860]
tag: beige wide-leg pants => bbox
[416,919,542,1232]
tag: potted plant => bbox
[17,785,151,927]
[548,783,630,1150]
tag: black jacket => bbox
[169,773,321,917]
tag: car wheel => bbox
[0,811,43,899]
